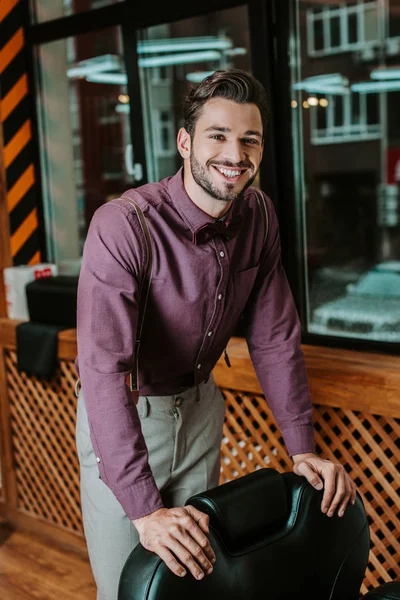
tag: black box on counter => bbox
[25,275,78,328]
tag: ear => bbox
[177,127,191,159]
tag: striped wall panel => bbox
[0,0,41,266]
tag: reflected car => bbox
[309,261,400,342]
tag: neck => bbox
[183,167,232,219]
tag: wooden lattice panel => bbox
[3,344,400,593]
[219,388,400,595]
[4,350,83,535]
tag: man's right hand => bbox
[132,505,216,580]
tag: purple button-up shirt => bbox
[75,167,315,520]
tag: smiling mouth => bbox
[212,165,247,181]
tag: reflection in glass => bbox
[35,27,134,262]
[34,7,253,263]
[330,16,341,48]
[30,0,123,24]
[137,6,252,183]
[293,1,400,344]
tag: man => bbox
[75,68,356,600]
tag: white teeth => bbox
[217,167,241,178]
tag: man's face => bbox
[188,98,264,202]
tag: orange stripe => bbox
[0,0,20,22]
[0,74,28,121]
[11,208,38,257]
[0,28,24,74]
[7,164,35,212]
[28,251,41,265]
[4,120,31,169]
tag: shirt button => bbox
[175,396,183,407]
[208,331,212,336]
[219,251,225,257]
[96,457,101,463]
[197,364,202,369]
[218,294,222,300]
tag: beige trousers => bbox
[75,375,226,600]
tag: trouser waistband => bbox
[138,375,214,413]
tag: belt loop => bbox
[138,396,149,419]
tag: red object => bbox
[33,267,53,279]
[386,148,400,184]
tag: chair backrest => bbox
[118,468,370,600]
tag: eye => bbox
[210,134,225,141]
[243,138,259,145]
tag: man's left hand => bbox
[292,453,357,517]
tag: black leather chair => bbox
[118,468,400,600]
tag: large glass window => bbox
[137,6,252,183]
[35,27,136,263]
[293,0,400,345]
[30,0,123,24]
[33,7,252,265]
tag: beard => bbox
[190,151,257,203]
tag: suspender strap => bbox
[121,195,153,392]
[255,189,269,247]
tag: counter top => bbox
[1,317,399,417]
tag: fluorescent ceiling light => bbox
[301,73,348,85]
[137,37,232,54]
[292,73,349,95]
[370,66,400,80]
[186,70,215,83]
[138,50,221,68]
[86,73,128,84]
[67,54,120,78]
[226,48,247,56]
[351,80,400,92]
[115,104,130,114]
[292,82,349,94]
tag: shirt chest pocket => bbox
[232,265,259,314]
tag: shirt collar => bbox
[168,167,237,242]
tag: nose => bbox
[223,139,246,165]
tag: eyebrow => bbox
[204,126,263,138]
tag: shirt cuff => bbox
[283,424,316,458]
[112,475,165,520]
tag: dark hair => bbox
[183,69,269,139]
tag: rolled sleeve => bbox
[243,194,316,457]
[76,202,163,519]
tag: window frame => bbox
[309,90,381,145]
[306,1,380,57]
[23,0,400,356]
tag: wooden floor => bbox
[0,523,96,599]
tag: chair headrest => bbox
[186,468,288,553]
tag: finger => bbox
[338,475,357,515]
[185,505,210,535]
[326,471,347,517]
[166,539,207,580]
[176,531,214,575]
[293,461,323,491]
[320,470,337,514]
[180,509,216,564]
[337,477,353,517]
[350,484,357,506]
[156,546,187,578]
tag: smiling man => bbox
[75,69,356,600]
[184,98,263,206]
